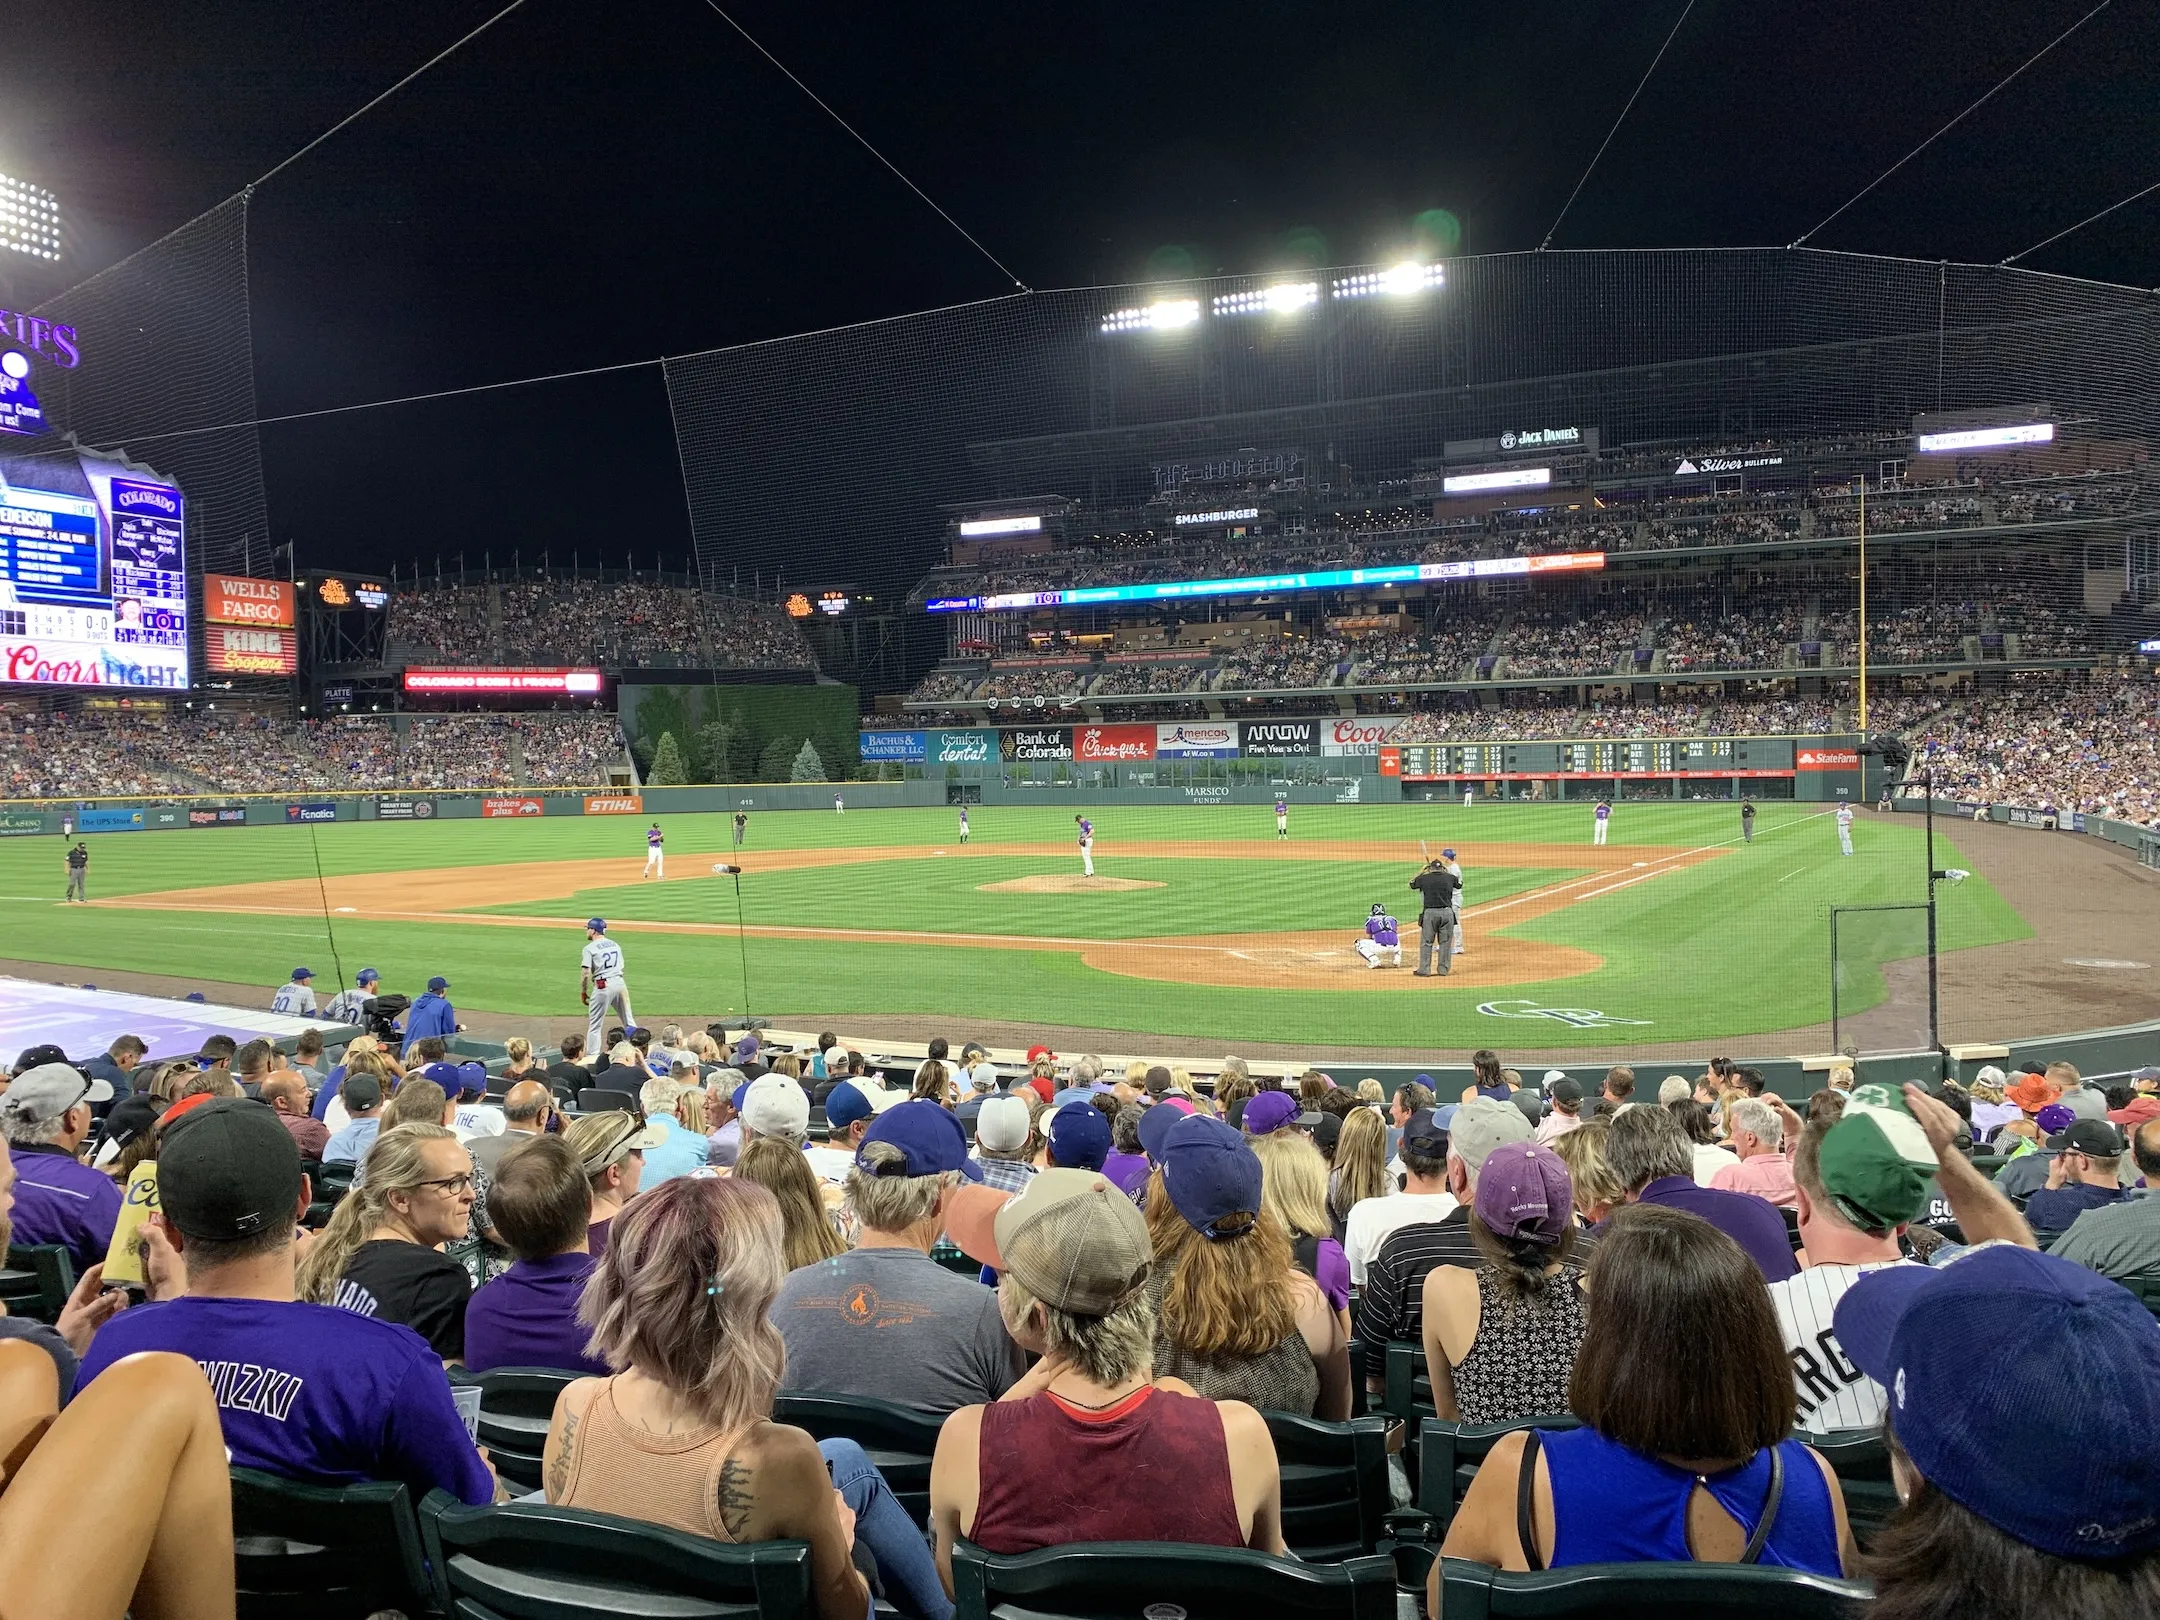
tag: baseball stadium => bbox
[2,8,2158,1619]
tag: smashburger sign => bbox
[1320,716,1409,756]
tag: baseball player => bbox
[958,805,971,843]
[60,811,73,838]
[733,810,748,847]
[271,967,317,1016]
[1837,801,1856,856]
[1075,814,1095,877]
[834,792,845,814]
[1592,798,1612,846]
[323,967,380,1025]
[581,918,632,1055]
[1355,903,1402,969]
[63,840,87,901]
[1741,798,1757,844]
[1441,847,1466,955]
[643,823,665,880]
[1274,794,1289,839]
[1463,786,1474,808]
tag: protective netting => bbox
[30,193,269,582]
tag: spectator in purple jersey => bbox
[1101,1105,1152,1197]
[464,1135,607,1375]
[74,1099,497,1505]
[1,1064,121,1275]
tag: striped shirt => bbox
[1768,1260,1919,1432]
[1358,1208,1601,1351]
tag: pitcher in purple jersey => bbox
[1075,814,1095,877]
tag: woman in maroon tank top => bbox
[932,1169,1286,1595]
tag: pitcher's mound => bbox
[978,875,1167,894]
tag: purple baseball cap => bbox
[1243,1090,1300,1136]
[1159,1113,1264,1238]
[2034,1102,2077,1137]
[1472,1140,1574,1245]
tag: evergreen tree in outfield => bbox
[698,719,741,783]
[648,731,688,785]
[756,733,802,782]
[790,738,828,782]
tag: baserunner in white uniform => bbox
[1837,802,1856,856]
[581,918,632,1055]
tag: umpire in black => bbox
[1409,857,1461,976]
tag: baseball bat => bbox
[1419,838,1430,862]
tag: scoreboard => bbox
[1389,737,1795,779]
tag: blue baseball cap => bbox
[1159,1113,1264,1237]
[730,1081,751,1112]
[421,1060,489,1102]
[1136,1100,1182,1165]
[1834,1244,2160,1558]
[1047,1102,1111,1171]
[1441,848,1457,858]
[824,1081,876,1131]
[290,967,313,981]
[427,976,449,992]
[587,918,607,932]
[856,1100,982,1181]
[355,968,379,984]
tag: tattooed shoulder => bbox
[717,1456,754,1540]
[547,1407,580,1501]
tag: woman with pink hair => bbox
[543,1175,951,1619]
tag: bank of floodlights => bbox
[0,174,61,261]
[1332,260,1445,299]
[1212,281,1318,317]
[1099,298,1202,334]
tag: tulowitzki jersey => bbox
[1768,1260,1918,1432]
[581,937,626,982]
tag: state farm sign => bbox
[1074,724,1156,762]
[1320,716,1409,756]
[1796,748,1862,771]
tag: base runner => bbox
[1355,903,1401,968]
[643,822,665,880]
[1075,814,1095,877]
[581,918,632,1054]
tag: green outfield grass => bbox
[0,802,2029,1049]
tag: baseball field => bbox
[0,800,2031,1052]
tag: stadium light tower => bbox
[0,173,61,262]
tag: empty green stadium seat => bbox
[420,1493,814,1619]
[950,1539,1397,1620]
[1435,1555,1872,1618]
[1417,1416,1581,1529]
[1806,1428,1900,1542]
[465,1366,576,1492]
[774,1391,945,1526]
[228,1467,432,1620]
[1263,1410,1392,1561]
[2116,1270,2160,1320]
[0,1242,74,1324]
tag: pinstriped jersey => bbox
[1768,1260,1919,1432]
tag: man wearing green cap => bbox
[1767,1085,2035,1432]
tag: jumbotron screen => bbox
[926,550,1604,613]
[0,450,188,688]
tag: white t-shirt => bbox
[1342,1190,1458,1286]
[452,1103,506,1140]
[801,1143,856,1186]
[1692,1142,1741,1186]
[1769,1259,1920,1431]
[582,937,626,979]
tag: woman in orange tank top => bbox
[543,1176,952,1620]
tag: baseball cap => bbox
[2053,1118,2126,1156]
[566,1110,669,1174]
[341,1072,384,1111]
[1816,1083,1941,1230]
[1159,1114,1263,1237]
[2134,1066,2160,1085]
[732,1035,761,1063]
[1309,1111,1343,1152]
[1450,1096,1534,1175]
[1025,1044,1056,1064]
[957,1168,1152,1314]
[2034,1102,2077,1138]
[740,1076,810,1138]
[356,967,379,984]
[1833,1245,2160,1558]
[1972,1064,2007,1088]
[426,976,449,992]
[0,1063,112,1128]
[13,1044,69,1075]
[1144,1065,1174,1095]
[1542,1069,1569,1091]
[1136,1100,1182,1164]
[161,1091,216,1127]
[158,1099,304,1241]
[974,1094,1032,1154]
[291,967,313,982]
[1550,1076,1584,1106]
[1047,1102,1111,1171]
[587,918,607,932]
[857,1099,982,1181]
[1243,1091,1300,1136]
[824,1080,899,1131]
[422,1060,488,1101]
[1474,1140,1574,1245]
[1441,847,1457,859]
[1399,1107,1450,1159]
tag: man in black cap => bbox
[1407,858,1460,977]
[74,1099,497,1504]
[2024,1118,2131,1241]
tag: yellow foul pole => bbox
[1857,478,1868,733]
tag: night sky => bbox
[6,0,2156,589]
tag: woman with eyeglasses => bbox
[562,1109,665,1257]
[296,1123,477,1363]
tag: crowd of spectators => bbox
[389,574,814,671]
[4,1032,2154,1616]
[1905,676,2160,826]
[0,708,625,797]
[1500,606,1649,677]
